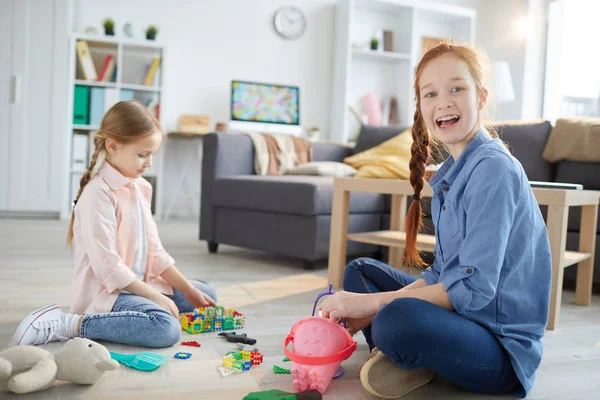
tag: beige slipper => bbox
[359,350,434,398]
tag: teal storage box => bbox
[120,89,134,101]
[73,85,90,125]
[89,87,105,126]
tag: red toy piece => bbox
[181,341,201,347]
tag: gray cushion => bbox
[312,142,354,162]
[495,121,555,182]
[212,175,385,216]
[353,125,410,154]
[555,161,600,191]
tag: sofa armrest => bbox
[200,133,255,242]
[312,141,354,162]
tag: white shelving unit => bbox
[330,0,476,143]
[62,33,166,220]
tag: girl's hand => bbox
[318,291,388,322]
[150,293,179,319]
[345,316,374,336]
[183,287,217,308]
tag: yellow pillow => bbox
[344,128,413,179]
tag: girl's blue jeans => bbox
[79,280,217,348]
[344,257,522,397]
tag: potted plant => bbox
[103,18,115,36]
[146,25,158,40]
[370,37,379,51]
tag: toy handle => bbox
[284,335,357,366]
[312,283,346,328]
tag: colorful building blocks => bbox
[174,352,192,359]
[181,306,245,334]
[222,350,263,372]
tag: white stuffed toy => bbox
[0,337,119,394]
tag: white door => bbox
[0,0,12,210]
[3,0,69,213]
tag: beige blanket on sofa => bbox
[543,118,600,163]
[244,132,312,175]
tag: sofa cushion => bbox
[284,161,357,177]
[494,121,555,182]
[353,125,410,154]
[212,175,385,216]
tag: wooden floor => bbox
[1,219,599,399]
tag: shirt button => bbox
[442,204,446,210]
[466,268,473,274]
[443,187,449,192]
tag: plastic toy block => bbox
[218,332,256,345]
[223,351,263,371]
[181,306,245,334]
[174,352,192,359]
[282,357,290,362]
[181,341,201,347]
[273,365,291,374]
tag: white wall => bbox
[74,0,335,134]
[73,0,537,217]
[449,0,531,121]
[74,0,336,218]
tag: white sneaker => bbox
[9,304,71,347]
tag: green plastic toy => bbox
[243,389,322,400]
[109,351,169,371]
[273,365,291,374]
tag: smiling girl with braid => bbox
[319,43,551,398]
[11,100,217,349]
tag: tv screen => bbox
[231,80,300,126]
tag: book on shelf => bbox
[104,88,119,112]
[146,98,160,120]
[98,55,116,82]
[76,41,98,81]
[72,132,89,172]
[144,57,161,86]
[89,88,105,126]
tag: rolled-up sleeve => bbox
[78,190,137,294]
[442,154,522,315]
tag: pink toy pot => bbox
[284,284,357,394]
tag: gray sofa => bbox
[200,121,600,290]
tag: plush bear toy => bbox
[0,337,119,394]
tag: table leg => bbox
[328,186,350,289]
[575,204,598,306]
[389,195,407,268]
[546,205,569,330]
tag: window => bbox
[543,0,600,122]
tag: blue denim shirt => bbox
[421,129,551,397]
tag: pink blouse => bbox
[70,161,174,314]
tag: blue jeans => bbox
[79,280,217,348]
[344,258,522,397]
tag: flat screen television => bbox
[230,80,300,127]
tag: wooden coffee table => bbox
[327,177,600,330]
